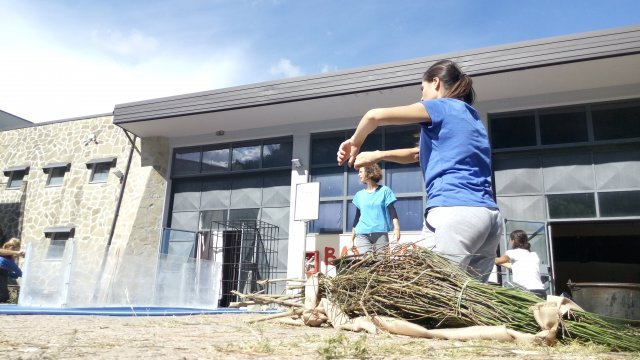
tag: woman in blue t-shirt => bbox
[350,164,400,255]
[337,59,503,282]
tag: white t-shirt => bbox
[505,248,545,290]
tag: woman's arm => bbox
[495,254,511,266]
[338,103,429,167]
[351,208,361,250]
[354,148,419,169]
[0,249,24,257]
[388,204,400,242]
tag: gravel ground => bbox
[0,312,637,359]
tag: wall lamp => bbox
[113,169,125,183]
[291,158,302,168]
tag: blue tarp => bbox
[0,305,281,316]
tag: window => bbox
[43,162,70,187]
[231,143,261,170]
[592,101,640,141]
[490,113,536,149]
[490,100,640,150]
[171,137,293,177]
[547,193,596,219]
[491,100,640,222]
[44,227,74,260]
[309,126,424,234]
[539,108,588,145]
[598,191,640,217]
[8,170,26,189]
[202,147,229,173]
[3,166,29,189]
[86,157,116,183]
[173,148,201,175]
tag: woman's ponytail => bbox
[423,60,475,105]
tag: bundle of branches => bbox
[321,247,640,352]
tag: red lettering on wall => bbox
[340,246,349,257]
[324,247,336,266]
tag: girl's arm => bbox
[0,249,24,257]
[354,148,419,169]
[338,103,429,167]
[495,254,511,266]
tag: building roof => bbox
[0,109,32,131]
[113,25,640,137]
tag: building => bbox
[1,25,639,305]
[0,110,32,131]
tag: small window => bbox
[44,227,74,260]
[599,191,640,217]
[202,147,229,173]
[43,163,70,187]
[90,163,111,183]
[173,148,201,175]
[7,170,26,189]
[539,108,588,145]
[86,157,116,183]
[592,101,640,141]
[310,201,343,233]
[490,113,537,149]
[262,141,293,168]
[46,232,70,260]
[3,166,29,189]
[231,143,261,170]
[547,193,596,219]
[311,134,346,165]
[47,167,66,186]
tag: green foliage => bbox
[317,333,369,359]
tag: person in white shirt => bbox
[495,230,546,298]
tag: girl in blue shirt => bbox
[350,164,400,254]
[337,59,503,282]
[0,238,23,303]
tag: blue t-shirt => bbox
[419,98,497,208]
[0,256,22,279]
[352,185,397,234]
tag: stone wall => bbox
[0,116,170,304]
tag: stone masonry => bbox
[0,116,169,304]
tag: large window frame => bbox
[309,126,425,234]
[171,137,293,178]
[489,99,640,221]
[168,137,294,282]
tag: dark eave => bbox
[113,25,640,125]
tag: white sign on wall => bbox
[294,182,320,221]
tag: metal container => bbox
[567,282,640,320]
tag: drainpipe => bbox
[107,129,137,246]
[91,128,137,303]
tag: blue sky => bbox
[1,0,638,123]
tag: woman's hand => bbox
[337,138,360,167]
[393,228,401,242]
[354,151,382,169]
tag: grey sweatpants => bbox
[354,232,389,254]
[420,206,503,282]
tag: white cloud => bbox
[269,58,304,78]
[320,64,338,73]
[90,28,159,62]
[0,11,251,123]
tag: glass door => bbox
[503,219,554,295]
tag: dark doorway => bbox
[550,220,640,295]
